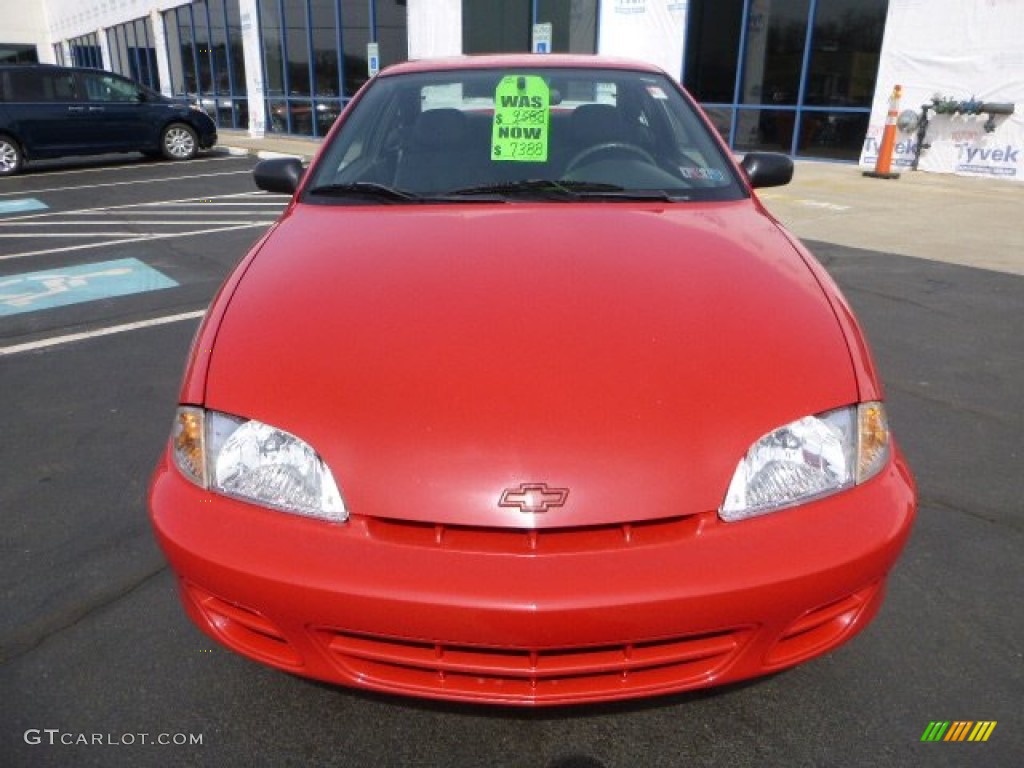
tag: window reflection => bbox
[684,0,742,103]
[261,0,285,98]
[685,0,889,161]
[340,1,371,98]
[735,108,796,153]
[803,0,887,107]
[741,0,810,106]
[376,0,410,68]
[536,0,597,53]
[68,33,102,69]
[164,0,248,128]
[285,0,311,96]
[797,110,870,161]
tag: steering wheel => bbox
[565,142,656,173]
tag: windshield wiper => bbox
[446,179,606,199]
[447,179,680,202]
[578,188,683,202]
[304,182,421,203]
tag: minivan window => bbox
[0,69,76,102]
[77,72,143,103]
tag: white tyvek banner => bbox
[598,0,689,81]
[860,0,1024,181]
[408,0,461,60]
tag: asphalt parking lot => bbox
[1,151,1021,767]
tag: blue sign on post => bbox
[367,42,380,77]
[532,23,552,54]
[0,257,177,317]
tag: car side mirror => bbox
[740,152,794,189]
[253,157,305,195]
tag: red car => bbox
[150,55,916,706]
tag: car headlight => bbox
[171,407,347,522]
[720,402,890,522]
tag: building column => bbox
[98,27,112,70]
[151,9,174,97]
[239,0,266,136]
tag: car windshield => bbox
[303,65,747,204]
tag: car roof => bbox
[379,54,667,78]
[0,63,113,75]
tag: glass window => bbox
[0,68,74,101]
[107,18,160,90]
[684,0,888,160]
[340,0,371,98]
[740,0,810,106]
[284,0,312,96]
[734,107,796,153]
[69,34,103,69]
[174,9,200,94]
[311,0,340,97]
[0,44,40,64]
[77,72,143,102]
[209,0,233,95]
[375,0,409,68]
[684,0,743,103]
[163,1,246,127]
[796,110,869,160]
[308,66,746,202]
[803,0,887,107]
[193,3,215,94]
[463,0,530,53]
[700,106,734,143]
[536,0,597,54]
[261,0,285,98]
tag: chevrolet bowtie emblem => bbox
[498,483,569,514]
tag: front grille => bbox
[315,626,751,703]
[361,514,703,554]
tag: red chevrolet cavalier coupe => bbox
[150,55,916,706]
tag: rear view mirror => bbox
[253,157,305,195]
[740,152,794,189]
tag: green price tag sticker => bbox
[491,75,550,162]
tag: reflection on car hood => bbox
[206,202,857,528]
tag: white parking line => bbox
[0,154,239,182]
[0,310,206,356]
[54,210,285,216]
[0,191,287,221]
[0,169,254,198]
[0,233,151,238]
[0,222,271,262]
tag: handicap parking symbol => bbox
[0,258,177,317]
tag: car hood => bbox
[204,202,858,528]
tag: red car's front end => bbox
[150,55,915,706]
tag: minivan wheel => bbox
[0,135,24,176]
[161,123,199,161]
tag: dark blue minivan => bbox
[0,64,218,175]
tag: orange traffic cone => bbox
[864,85,902,179]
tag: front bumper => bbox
[150,448,915,706]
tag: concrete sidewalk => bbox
[758,161,1024,277]
[218,128,1024,277]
